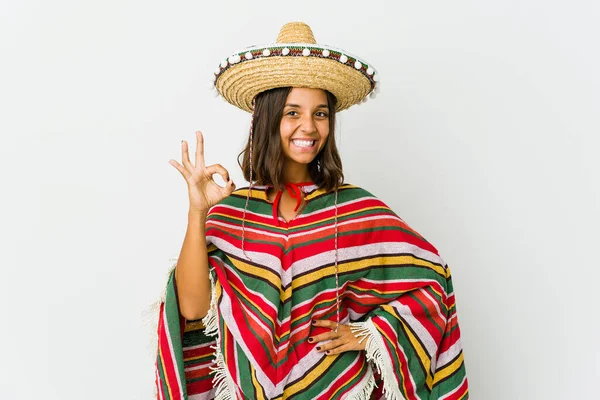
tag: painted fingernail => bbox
[308,337,313,343]
[316,346,321,351]
[312,320,317,325]
[326,351,330,355]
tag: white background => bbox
[1,0,599,399]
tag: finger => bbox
[312,319,338,330]
[168,159,190,179]
[224,179,236,196]
[323,343,352,356]
[308,331,339,344]
[316,338,347,353]
[205,164,230,183]
[195,131,205,169]
[181,140,193,171]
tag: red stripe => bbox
[157,302,183,398]
[320,356,366,399]
[401,291,446,342]
[224,329,239,389]
[374,316,420,400]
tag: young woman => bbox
[155,22,469,400]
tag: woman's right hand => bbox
[169,131,236,214]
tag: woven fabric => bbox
[154,184,469,399]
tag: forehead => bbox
[285,87,328,106]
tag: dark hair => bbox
[237,87,344,192]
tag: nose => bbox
[299,115,317,133]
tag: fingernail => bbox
[326,351,330,355]
[316,346,321,351]
[308,337,313,343]
[312,320,316,325]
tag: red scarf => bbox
[271,181,314,222]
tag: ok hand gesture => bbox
[169,131,236,213]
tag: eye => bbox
[316,111,329,118]
[286,111,298,116]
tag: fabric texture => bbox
[154,183,469,399]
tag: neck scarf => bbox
[271,181,314,222]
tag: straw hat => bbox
[210,21,380,112]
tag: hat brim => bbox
[216,54,374,113]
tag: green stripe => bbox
[236,342,256,398]
[156,352,172,400]
[185,373,214,384]
[287,207,398,234]
[286,225,429,253]
[431,357,467,397]
[164,271,187,397]
[229,276,276,333]
[387,309,433,398]
[289,352,364,399]
[330,360,370,399]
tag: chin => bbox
[285,147,322,165]
[284,154,317,165]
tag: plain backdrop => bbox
[1,0,599,399]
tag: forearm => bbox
[175,209,212,320]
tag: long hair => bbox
[237,87,344,192]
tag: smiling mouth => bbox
[291,139,317,148]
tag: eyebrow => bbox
[284,103,329,109]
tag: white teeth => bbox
[292,139,315,148]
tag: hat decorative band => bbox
[210,22,380,113]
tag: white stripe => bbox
[182,341,215,351]
[387,299,438,361]
[288,241,445,282]
[184,362,213,372]
[359,277,443,286]
[208,237,282,278]
[436,338,464,369]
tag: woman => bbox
[154,22,468,400]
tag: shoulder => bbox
[207,185,270,216]
[342,183,444,259]
[336,183,390,207]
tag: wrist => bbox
[188,208,209,219]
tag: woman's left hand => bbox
[308,319,366,355]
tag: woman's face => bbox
[279,87,330,167]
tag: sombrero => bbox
[210,21,380,112]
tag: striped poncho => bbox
[154,183,469,399]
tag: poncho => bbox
[153,183,469,399]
